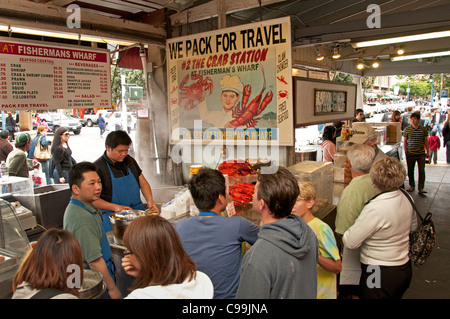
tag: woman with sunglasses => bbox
[51,127,76,184]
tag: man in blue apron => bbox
[93,130,158,231]
[63,162,121,299]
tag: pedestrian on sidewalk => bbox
[428,131,440,164]
[403,112,430,194]
[443,115,450,164]
[98,113,106,138]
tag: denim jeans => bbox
[53,169,69,184]
[406,153,426,190]
[39,160,52,185]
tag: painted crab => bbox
[179,74,213,110]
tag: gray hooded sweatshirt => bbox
[236,214,318,299]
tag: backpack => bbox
[399,188,436,267]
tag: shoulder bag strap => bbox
[399,188,424,223]
[363,190,391,206]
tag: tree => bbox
[110,67,146,108]
[397,80,430,99]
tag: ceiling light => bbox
[391,50,450,61]
[315,47,324,61]
[372,60,380,68]
[353,30,450,48]
[356,61,365,70]
[0,25,136,46]
[332,46,341,59]
[397,47,405,55]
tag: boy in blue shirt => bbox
[175,168,259,299]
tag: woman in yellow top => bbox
[291,181,342,299]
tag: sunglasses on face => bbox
[63,132,70,136]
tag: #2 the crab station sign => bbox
[0,37,111,111]
[167,17,293,145]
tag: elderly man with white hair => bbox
[334,143,377,299]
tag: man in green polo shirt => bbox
[335,143,376,299]
[63,162,121,299]
[403,111,430,194]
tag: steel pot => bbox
[109,209,151,245]
[79,269,107,299]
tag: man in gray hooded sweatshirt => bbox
[236,167,318,299]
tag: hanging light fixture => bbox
[397,47,405,55]
[316,47,324,61]
[332,46,341,59]
[372,60,380,68]
[356,60,365,70]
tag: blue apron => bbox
[101,161,145,232]
[70,198,115,281]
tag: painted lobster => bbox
[228,66,273,128]
[229,182,255,206]
[218,160,257,176]
[179,74,213,110]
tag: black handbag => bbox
[399,188,436,267]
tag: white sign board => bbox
[0,37,111,111]
[167,17,293,145]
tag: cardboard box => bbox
[387,122,402,143]
[353,122,402,144]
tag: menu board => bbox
[0,37,111,111]
[167,17,293,145]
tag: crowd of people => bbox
[4,106,448,300]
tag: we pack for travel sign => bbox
[0,37,111,111]
[167,17,293,146]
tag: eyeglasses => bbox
[63,133,70,136]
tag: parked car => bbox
[70,114,86,127]
[39,112,82,135]
[105,111,137,133]
[84,111,99,127]
[366,102,384,114]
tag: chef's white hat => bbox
[220,75,243,94]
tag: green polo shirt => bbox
[63,199,103,268]
[335,174,376,235]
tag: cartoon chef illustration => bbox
[197,74,244,128]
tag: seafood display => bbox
[229,183,255,206]
[218,160,257,176]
